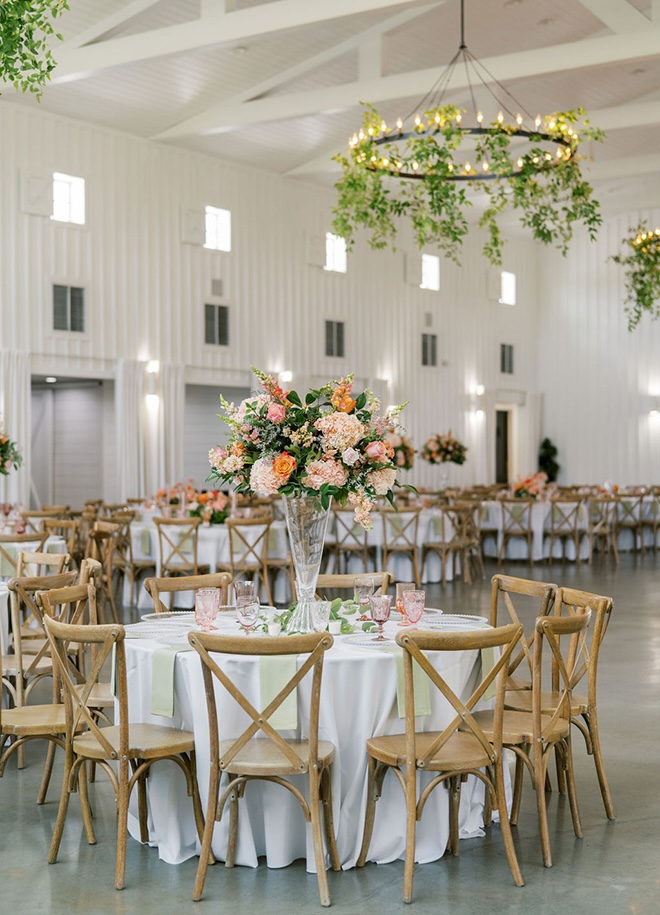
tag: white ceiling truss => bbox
[4,0,660,208]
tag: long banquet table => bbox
[123,614,494,871]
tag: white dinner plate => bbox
[344,634,396,649]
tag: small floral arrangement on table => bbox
[512,472,548,500]
[0,433,22,475]
[154,482,197,507]
[188,489,230,525]
[208,367,408,529]
[420,430,467,465]
[385,429,415,470]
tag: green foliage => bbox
[0,0,69,98]
[612,224,660,330]
[538,437,559,483]
[332,104,604,266]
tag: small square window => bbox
[205,304,229,346]
[53,284,85,332]
[420,254,440,291]
[325,320,345,357]
[422,333,437,367]
[324,233,347,273]
[500,343,514,374]
[52,173,85,225]
[500,271,516,305]
[205,206,231,252]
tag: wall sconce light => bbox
[279,370,293,384]
[650,395,660,415]
[469,383,486,415]
[145,393,160,410]
[146,360,160,374]
[45,376,57,384]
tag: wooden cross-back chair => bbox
[588,497,618,563]
[505,587,615,821]
[380,507,421,588]
[41,518,80,565]
[218,516,272,604]
[615,493,644,552]
[144,572,232,613]
[84,528,120,623]
[14,551,72,644]
[471,610,592,868]
[187,629,339,906]
[0,532,48,579]
[544,497,586,563]
[357,623,525,903]
[20,509,68,535]
[153,516,209,578]
[639,491,659,552]
[498,499,534,563]
[314,571,393,600]
[489,574,558,692]
[44,611,207,890]
[329,507,376,575]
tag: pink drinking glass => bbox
[194,588,220,631]
[395,582,415,627]
[402,590,425,628]
[369,594,392,641]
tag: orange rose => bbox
[331,391,356,413]
[272,452,297,482]
[198,492,209,504]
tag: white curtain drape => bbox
[115,359,145,501]
[0,350,31,505]
[518,392,543,477]
[159,363,185,487]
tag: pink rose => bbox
[342,447,360,466]
[267,402,286,423]
[366,441,387,462]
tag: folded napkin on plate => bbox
[260,655,298,730]
[150,644,194,717]
[393,650,432,718]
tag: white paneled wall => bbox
[183,384,250,488]
[4,100,655,489]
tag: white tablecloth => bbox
[124,618,492,871]
[480,501,590,562]
[0,535,68,582]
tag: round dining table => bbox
[123,612,496,873]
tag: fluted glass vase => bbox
[282,493,332,634]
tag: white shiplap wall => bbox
[0,100,570,490]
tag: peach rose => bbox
[267,402,287,423]
[366,440,387,462]
[272,452,297,482]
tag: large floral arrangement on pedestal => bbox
[0,433,22,475]
[420,430,467,465]
[385,430,415,470]
[208,368,406,529]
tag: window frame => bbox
[51,172,86,226]
[52,283,86,334]
[421,332,438,367]
[500,270,516,306]
[420,253,441,291]
[204,205,232,252]
[324,233,347,274]
[500,343,514,375]
[204,303,230,347]
[325,319,346,358]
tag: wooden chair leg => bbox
[78,761,96,846]
[192,764,220,901]
[136,763,149,843]
[225,779,240,868]
[510,750,526,826]
[49,752,73,864]
[587,713,615,819]
[494,760,524,887]
[402,765,417,904]
[309,768,331,907]
[357,756,381,867]
[320,767,341,872]
[37,738,58,805]
[562,739,583,840]
[115,767,130,890]
[535,751,553,867]
[448,776,461,856]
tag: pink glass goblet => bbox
[236,597,260,635]
[369,594,392,642]
[195,588,220,632]
[402,590,425,628]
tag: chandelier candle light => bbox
[332,0,604,265]
[208,368,408,632]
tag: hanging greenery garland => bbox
[612,224,660,330]
[0,0,69,97]
[332,104,604,266]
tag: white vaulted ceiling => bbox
[4,0,660,209]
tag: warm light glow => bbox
[475,384,485,396]
[146,393,160,410]
[279,370,293,384]
[45,376,57,384]
[146,360,160,374]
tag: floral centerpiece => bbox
[512,472,548,500]
[188,490,229,525]
[420,431,467,465]
[208,368,408,633]
[0,433,22,475]
[385,430,415,471]
[208,368,406,530]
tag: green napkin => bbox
[394,650,432,718]
[140,527,152,556]
[150,644,194,717]
[0,548,16,577]
[481,647,498,701]
[260,655,298,729]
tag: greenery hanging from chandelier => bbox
[332,103,604,266]
[612,224,660,331]
[0,0,69,97]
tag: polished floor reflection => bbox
[2,554,658,914]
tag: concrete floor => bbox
[2,554,659,914]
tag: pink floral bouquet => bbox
[188,489,230,525]
[385,430,415,471]
[512,472,548,499]
[420,431,467,465]
[208,368,407,529]
[0,432,22,476]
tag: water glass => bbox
[234,580,255,604]
[395,582,415,627]
[236,597,260,635]
[310,600,332,633]
[354,576,375,614]
[369,594,392,641]
[194,588,220,631]
[402,590,425,627]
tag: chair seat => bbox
[470,709,570,744]
[1,653,52,676]
[74,723,195,760]
[366,730,491,771]
[2,703,67,736]
[505,674,532,691]
[75,681,115,708]
[220,738,335,776]
[504,688,588,716]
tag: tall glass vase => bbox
[282,493,332,633]
[438,464,450,489]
